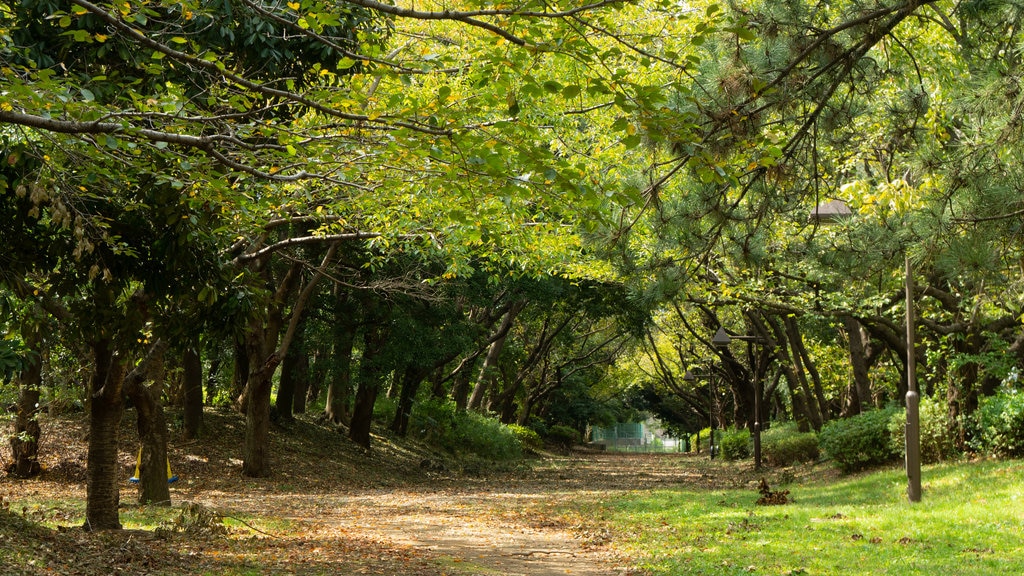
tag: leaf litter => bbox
[0,410,773,575]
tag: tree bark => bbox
[182,345,203,439]
[467,301,525,411]
[292,350,311,414]
[8,342,43,478]
[124,340,172,506]
[85,338,125,531]
[275,320,305,422]
[325,324,356,425]
[349,321,388,449]
[843,315,872,415]
[231,337,250,413]
[391,365,425,437]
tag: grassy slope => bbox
[591,459,1024,575]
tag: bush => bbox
[888,395,959,464]
[688,427,712,454]
[762,423,819,467]
[507,424,543,451]
[546,424,579,448]
[409,399,522,461]
[818,407,900,473]
[720,428,751,461]
[973,387,1024,457]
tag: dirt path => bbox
[3,414,777,575]
[325,488,620,575]
[177,451,736,575]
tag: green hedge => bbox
[720,428,751,461]
[819,407,900,473]
[762,423,819,467]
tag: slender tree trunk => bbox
[451,362,475,410]
[275,312,309,421]
[232,338,250,413]
[182,345,203,439]
[85,338,125,531]
[349,322,387,449]
[292,350,311,414]
[391,365,425,437]
[784,316,829,424]
[325,326,355,425]
[843,316,872,415]
[468,301,525,411]
[8,342,43,478]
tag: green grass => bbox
[593,459,1024,575]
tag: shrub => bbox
[409,399,522,461]
[689,427,712,454]
[720,428,751,461]
[507,424,543,451]
[973,387,1024,457]
[888,395,959,464]
[546,424,579,448]
[818,407,900,473]
[762,423,819,467]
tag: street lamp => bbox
[684,368,716,460]
[810,200,922,503]
[712,327,766,470]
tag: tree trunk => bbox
[8,343,43,478]
[843,316,873,415]
[182,346,203,439]
[275,312,309,421]
[242,307,284,478]
[325,327,355,425]
[390,365,425,437]
[126,385,171,505]
[85,338,125,531]
[232,338,250,413]
[785,316,830,424]
[292,350,311,414]
[349,322,387,449]
[468,301,525,411]
[451,362,475,410]
[123,340,172,506]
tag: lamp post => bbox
[684,368,716,460]
[810,200,921,503]
[712,327,765,470]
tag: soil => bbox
[0,410,804,575]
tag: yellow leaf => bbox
[287,1,300,9]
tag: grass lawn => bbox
[590,458,1024,575]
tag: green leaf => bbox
[561,85,581,99]
[543,80,562,93]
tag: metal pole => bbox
[709,374,715,460]
[905,255,922,502]
[753,376,762,470]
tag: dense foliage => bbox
[2,0,1024,527]
[819,407,901,473]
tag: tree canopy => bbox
[2,0,1023,530]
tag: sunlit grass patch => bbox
[596,459,1024,575]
